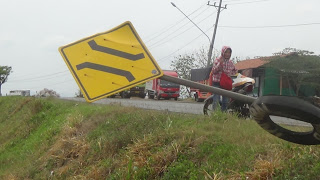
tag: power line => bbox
[219,22,320,28]
[148,6,211,48]
[8,70,69,82]
[228,0,271,5]
[158,26,217,62]
[144,4,207,43]
[149,10,217,49]
[26,79,75,90]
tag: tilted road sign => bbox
[59,21,163,102]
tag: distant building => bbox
[9,90,31,96]
[235,56,316,97]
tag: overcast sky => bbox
[1,0,320,97]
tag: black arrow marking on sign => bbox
[88,40,145,60]
[76,62,135,82]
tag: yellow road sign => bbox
[59,21,163,102]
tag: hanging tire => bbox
[250,95,320,145]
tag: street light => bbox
[171,2,211,43]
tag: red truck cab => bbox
[146,70,180,100]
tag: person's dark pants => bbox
[212,82,229,111]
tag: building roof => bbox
[235,58,270,70]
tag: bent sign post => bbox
[59,21,320,145]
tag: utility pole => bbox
[207,0,227,67]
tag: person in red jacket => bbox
[211,46,237,111]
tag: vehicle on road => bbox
[145,70,180,100]
[119,83,146,99]
[203,73,255,117]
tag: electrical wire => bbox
[149,8,215,49]
[228,0,271,5]
[147,6,211,48]
[220,22,320,28]
[25,79,75,90]
[8,70,69,83]
[144,4,207,43]
[157,25,217,62]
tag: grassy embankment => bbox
[1,96,320,179]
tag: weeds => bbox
[1,96,320,179]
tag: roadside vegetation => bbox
[1,96,320,179]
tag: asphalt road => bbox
[64,97,204,114]
[62,97,312,128]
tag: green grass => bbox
[1,96,320,179]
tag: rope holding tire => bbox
[249,96,320,145]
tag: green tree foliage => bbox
[272,47,315,56]
[170,46,216,81]
[266,49,320,96]
[0,66,12,96]
[170,47,218,98]
[170,54,198,98]
[75,89,84,98]
[170,54,198,81]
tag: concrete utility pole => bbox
[207,0,227,67]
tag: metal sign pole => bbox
[160,74,256,104]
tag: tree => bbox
[170,47,218,98]
[170,54,198,98]
[272,47,314,56]
[0,66,12,96]
[75,89,84,98]
[194,46,213,68]
[266,48,320,96]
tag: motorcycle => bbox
[203,73,256,117]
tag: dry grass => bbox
[45,125,90,176]
[203,170,223,180]
[38,112,91,178]
[229,148,282,180]
[9,98,33,116]
[124,135,179,178]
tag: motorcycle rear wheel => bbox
[203,98,250,118]
[203,98,214,116]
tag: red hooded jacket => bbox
[211,46,237,83]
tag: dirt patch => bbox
[9,98,33,116]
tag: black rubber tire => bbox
[250,95,320,145]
